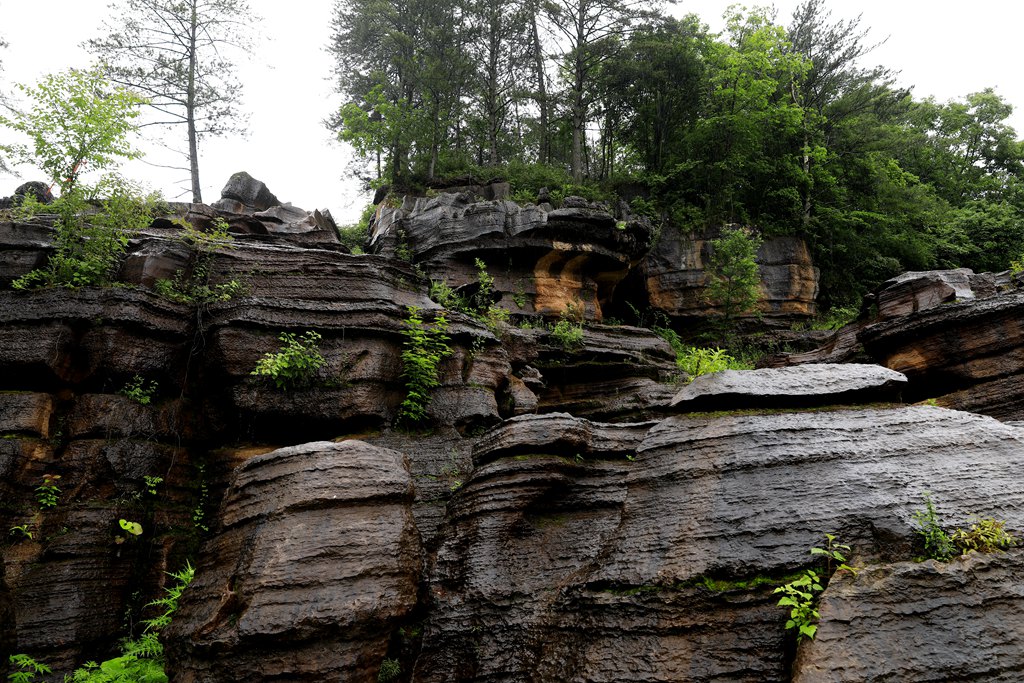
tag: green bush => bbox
[550,318,584,350]
[950,518,1016,553]
[12,178,160,290]
[676,346,751,381]
[251,331,327,390]
[119,375,157,405]
[377,658,401,683]
[705,226,763,321]
[399,307,453,423]
[774,535,856,642]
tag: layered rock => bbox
[794,550,1024,682]
[416,408,1024,682]
[164,441,421,682]
[369,192,653,321]
[860,291,1024,418]
[670,363,907,411]
[642,227,819,323]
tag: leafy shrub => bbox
[429,258,507,333]
[8,654,51,683]
[35,473,61,510]
[810,305,859,331]
[399,307,453,423]
[912,492,955,561]
[705,226,763,320]
[119,375,158,405]
[550,318,584,350]
[774,535,856,641]
[12,178,160,290]
[251,331,327,390]
[676,346,751,381]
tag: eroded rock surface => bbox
[370,191,653,320]
[794,550,1024,682]
[164,441,421,682]
[417,408,1024,682]
[671,363,907,411]
[642,227,819,323]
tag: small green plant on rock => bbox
[36,473,61,510]
[143,476,163,497]
[251,331,327,390]
[9,523,33,540]
[399,306,453,424]
[912,492,955,561]
[550,318,583,350]
[8,653,51,682]
[677,346,750,381]
[377,658,401,683]
[774,534,857,641]
[119,375,158,405]
[951,518,1016,553]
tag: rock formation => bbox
[3,176,1024,682]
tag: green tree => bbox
[705,225,763,320]
[0,66,144,192]
[87,0,255,203]
[545,0,658,182]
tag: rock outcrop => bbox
[794,549,1024,682]
[370,191,653,321]
[642,227,819,323]
[4,176,1024,683]
[165,441,421,682]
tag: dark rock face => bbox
[164,441,421,682]
[416,408,1024,682]
[670,363,908,411]
[211,171,281,213]
[642,227,819,322]
[794,550,1024,682]
[860,291,1024,418]
[7,179,1024,683]
[370,192,653,321]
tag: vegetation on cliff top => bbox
[331,0,1024,308]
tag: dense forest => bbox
[331,0,1024,308]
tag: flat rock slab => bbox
[671,363,908,411]
[794,550,1024,682]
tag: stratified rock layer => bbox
[642,228,819,322]
[670,363,907,411]
[416,408,1024,682]
[794,550,1024,682]
[164,441,421,682]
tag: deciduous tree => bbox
[87,0,255,203]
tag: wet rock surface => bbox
[164,441,421,682]
[794,549,1024,682]
[671,363,908,411]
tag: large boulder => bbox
[164,440,422,682]
[416,408,1024,682]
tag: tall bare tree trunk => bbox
[187,1,202,203]
[529,1,549,164]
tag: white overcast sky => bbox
[1,0,1022,223]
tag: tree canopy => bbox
[87,0,255,203]
[328,0,1024,307]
